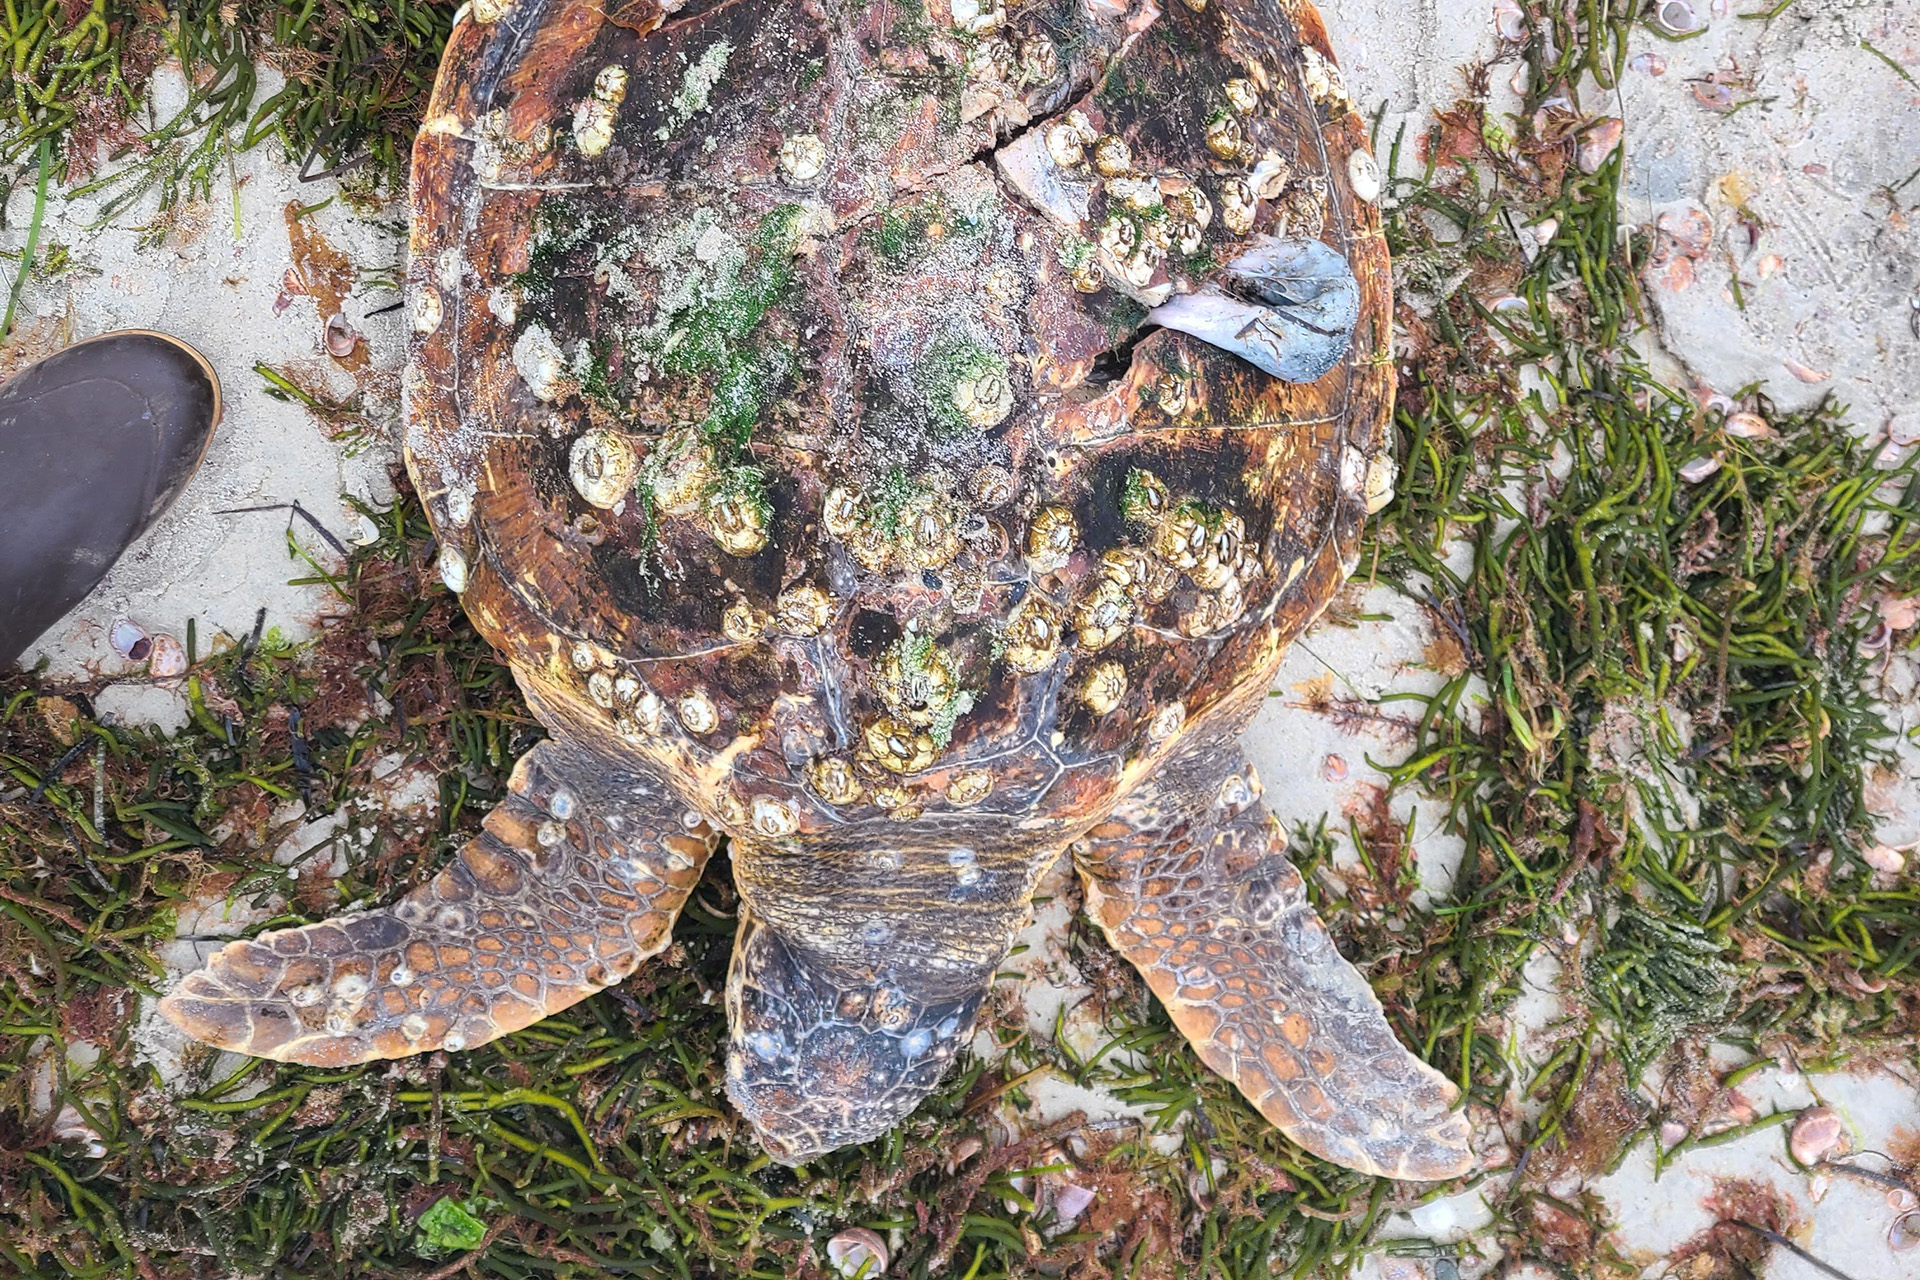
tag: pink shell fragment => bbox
[148,634,188,679]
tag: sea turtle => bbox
[162,0,1474,1181]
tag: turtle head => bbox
[722,910,982,1164]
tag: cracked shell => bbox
[305,0,1431,1188]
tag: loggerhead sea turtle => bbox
[162,0,1474,1181]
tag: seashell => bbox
[148,633,188,679]
[1650,0,1703,35]
[1577,118,1624,175]
[1660,1121,1689,1147]
[1494,0,1527,41]
[324,312,362,359]
[1787,1106,1846,1166]
[827,1227,890,1276]
[1051,1181,1096,1226]
[1347,150,1382,203]
[1678,454,1722,484]
[1630,52,1668,76]
[1861,844,1906,874]
[1224,78,1259,114]
[1724,412,1772,439]
[110,618,152,662]
[1890,1210,1920,1252]
[1322,754,1347,781]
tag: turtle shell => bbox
[404,0,1394,839]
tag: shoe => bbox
[0,331,222,669]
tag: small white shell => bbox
[678,688,719,735]
[750,795,797,837]
[826,1228,890,1277]
[438,545,470,593]
[1348,150,1382,202]
[148,633,188,679]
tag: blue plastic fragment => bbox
[1146,237,1362,384]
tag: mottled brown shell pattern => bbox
[402,0,1395,839]
[162,0,1473,1183]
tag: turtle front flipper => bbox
[1074,748,1472,1182]
[160,731,716,1066]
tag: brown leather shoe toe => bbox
[0,331,221,668]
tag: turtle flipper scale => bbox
[160,732,716,1066]
[1075,755,1472,1182]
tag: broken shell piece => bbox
[148,633,188,679]
[569,430,638,509]
[1147,238,1360,384]
[1724,412,1772,439]
[1577,118,1624,174]
[110,618,152,662]
[1890,1211,1920,1252]
[1861,845,1906,874]
[1788,1106,1846,1167]
[779,133,826,183]
[827,1227,890,1277]
[1678,454,1723,484]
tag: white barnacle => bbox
[286,983,323,1008]
[1219,176,1258,234]
[1205,113,1247,161]
[333,973,370,1002]
[444,484,474,529]
[1046,121,1087,168]
[537,820,567,848]
[587,672,617,708]
[1225,77,1259,114]
[400,1013,430,1041]
[434,904,470,931]
[389,964,416,987]
[471,0,514,21]
[570,430,639,509]
[1108,176,1163,212]
[573,99,618,158]
[952,364,1013,429]
[1091,135,1132,178]
[441,1031,468,1053]
[487,285,519,324]
[1148,701,1185,742]
[549,789,577,820]
[677,688,720,734]
[571,642,599,672]
[748,1030,783,1061]
[900,1028,933,1059]
[1249,154,1292,200]
[437,545,470,594]
[1300,47,1350,107]
[511,323,567,401]
[411,284,443,335]
[751,795,797,838]
[778,132,825,183]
